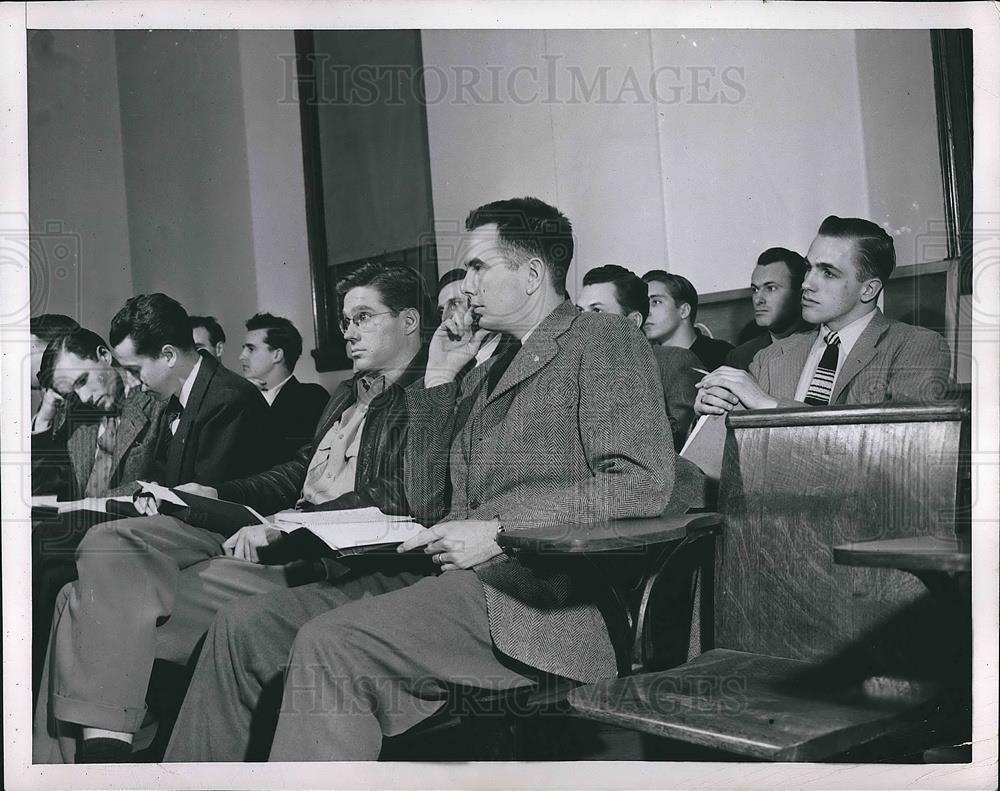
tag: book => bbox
[134,481,268,535]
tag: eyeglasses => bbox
[339,310,395,334]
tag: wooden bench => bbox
[562,401,970,761]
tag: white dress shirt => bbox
[171,355,202,435]
[261,373,294,406]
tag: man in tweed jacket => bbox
[695,216,952,415]
[164,197,670,762]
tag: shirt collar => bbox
[178,355,202,409]
[819,309,878,356]
[261,373,294,405]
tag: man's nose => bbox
[343,322,362,342]
[461,271,477,296]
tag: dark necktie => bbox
[165,395,184,431]
[157,395,184,464]
[803,329,841,406]
[84,416,119,496]
[486,339,522,396]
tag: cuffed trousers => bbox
[165,570,539,762]
[33,515,293,763]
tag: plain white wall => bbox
[26,30,134,335]
[855,29,946,268]
[422,29,944,299]
[237,30,344,389]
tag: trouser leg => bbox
[34,553,295,763]
[164,568,427,762]
[47,515,227,733]
[269,570,539,761]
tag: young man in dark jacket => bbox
[33,265,431,763]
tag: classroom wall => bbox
[27,29,342,389]
[26,29,134,335]
[422,29,945,299]
[28,28,947,371]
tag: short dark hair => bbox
[582,265,649,323]
[37,327,108,391]
[245,312,303,371]
[437,268,467,293]
[30,313,79,343]
[109,293,194,357]
[189,315,226,346]
[642,271,699,322]
[816,215,896,282]
[464,197,574,295]
[336,261,433,330]
[756,247,808,289]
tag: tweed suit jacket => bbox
[65,388,168,498]
[405,301,672,683]
[749,309,953,405]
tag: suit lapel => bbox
[772,333,814,400]
[168,352,216,474]
[109,392,152,480]
[270,376,298,412]
[68,423,99,494]
[484,302,575,406]
[832,310,888,402]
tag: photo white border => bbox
[2,2,997,789]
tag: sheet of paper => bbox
[32,495,59,509]
[679,413,728,481]
[300,519,427,550]
[56,497,109,514]
[273,506,413,527]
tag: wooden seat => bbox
[833,535,971,573]
[567,648,936,762]
[564,400,970,761]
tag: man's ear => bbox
[678,302,692,320]
[272,346,285,365]
[859,278,883,305]
[401,307,420,335]
[214,342,224,358]
[161,345,177,367]
[524,257,545,295]
[96,345,113,365]
[626,310,644,329]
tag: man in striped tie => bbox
[694,215,952,415]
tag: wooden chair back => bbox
[714,401,967,662]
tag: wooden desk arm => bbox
[496,512,723,555]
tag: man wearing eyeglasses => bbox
[164,197,672,762]
[34,263,432,763]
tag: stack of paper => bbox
[272,507,426,550]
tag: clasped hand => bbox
[397,519,503,571]
[694,366,778,414]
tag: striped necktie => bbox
[803,329,841,406]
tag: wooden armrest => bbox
[497,512,722,554]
